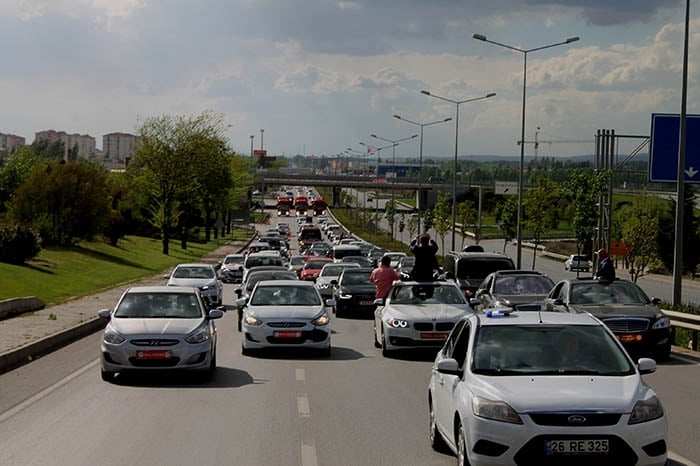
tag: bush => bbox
[0,224,42,264]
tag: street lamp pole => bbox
[421,91,496,251]
[393,115,452,234]
[250,135,254,158]
[260,129,264,151]
[473,33,579,268]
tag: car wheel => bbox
[237,310,243,332]
[429,398,448,452]
[381,329,392,357]
[457,422,471,466]
[201,351,216,382]
[101,369,115,383]
[241,343,253,356]
[373,323,381,348]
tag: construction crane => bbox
[517,126,593,160]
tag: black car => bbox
[331,268,377,317]
[396,256,415,280]
[472,270,554,311]
[541,278,672,360]
[442,251,515,297]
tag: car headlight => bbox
[629,396,664,424]
[651,316,670,329]
[386,318,409,328]
[244,314,263,326]
[185,326,211,344]
[472,395,523,424]
[312,312,330,326]
[103,329,125,345]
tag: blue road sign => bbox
[649,113,700,183]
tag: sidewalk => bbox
[0,238,251,375]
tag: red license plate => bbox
[136,350,172,359]
[274,331,302,338]
[617,334,642,343]
[420,332,449,340]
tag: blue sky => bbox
[0,0,697,159]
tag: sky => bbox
[0,0,698,160]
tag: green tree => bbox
[457,199,477,249]
[618,194,659,282]
[523,176,560,270]
[562,170,609,261]
[656,187,700,276]
[0,147,40,212]
[385,199,397,240]
[406,214,418,242]
[31,139,65,160]
[423,208,434,237]
[494,196,518,254]
[432,192,452,258]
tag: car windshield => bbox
[246,256,284,268]
[114,292,203,318]
[173,266,214,279]
[250,285,322,306]
[390,284,467,305]
[320,265,348,277]
[456,258,515,279]
[399,257,415,267]
[304,261,328,270]
[493,276,553,294]
[246,272,298,291]
[471,325,635,376]
[340,272,372,285]
[224,255,244,264]
[570,281,649,305]
[290,256,306,266]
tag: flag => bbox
[367,146,372,153]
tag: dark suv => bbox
[442,251,515,297]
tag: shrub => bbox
[0,224,42,264]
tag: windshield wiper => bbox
[472,368,527,375]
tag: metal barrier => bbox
[664,309,700,351]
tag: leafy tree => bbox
[457,199,477,249]
[8,159,110,245]
[494,196,518,254]
[656,187,700,276]
[432,192,452,258]
[423,208,434,236]
[562,170,609,261]
[385,199,397,240]
[398,213,406,239]
[0,147,41,212]
[617,193,659,282]
[406,214,418,242]
[523,176,560,270]
[31,139,65,160]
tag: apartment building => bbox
[102,132,140,163]
[34,130,96,160]
[0,132,25,153]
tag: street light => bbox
[421,90,496,251]
[393,114,452,234]
[260,129,264,151]
[473,33,579,268]
[249,135,254,158]
[370,133,418,239]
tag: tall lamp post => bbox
[421,90,496,251]
[370,133,418,239]
[473,33,579,268]
[249,135,255,159]
[393,115,452,234]
[260,129,264,151]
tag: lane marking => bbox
[301,440,318,466]
[669,451,699,466]
[0,359,99,423]
[296,368,306,381]
[297,393,311,418]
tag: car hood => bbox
[110,318,203,336]
[470,373,651,413]
[339,284,377,294]
[569,303,662,319]
[246,305,326,319]
[385,303,469,320]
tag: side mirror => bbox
[98,309,112,319]
[436,358,462,376]
[236,298,248,308]
[208,309,224,319]
[444,271,454,280]
[235,289,242,297]
[163,272,171,279]
[330,279,338,286]
[553,298,565,306]
[650,297,662,306]
[325,299,336,307]
[469,298,480,309]
[373,298,384,306]
[637,357,657,375]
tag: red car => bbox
[299,258,333,281]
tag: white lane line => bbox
[296,368,306,381]
[669,451,699,466]
[0,359,99,423]
[297,393,311,418]
[301,440,318,466]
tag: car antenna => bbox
[538,309,543,324]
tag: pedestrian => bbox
[410,234,439,281]
[594,248,615,281]
[370,255,400,300]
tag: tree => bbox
[0,147,40,212]
[457,199,477,249]
[656,187,700,276]
[422,208,434,236]
[406,214,418,242]
[432,192,452,258]
[523,176,560,270]
[618,196,659,282]
[494,196,518,254]
[31,139,65,160]
[562,170,608,261]
[385,199,397,240]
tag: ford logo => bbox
[568,415,587,424]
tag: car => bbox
[239,280,333,356]
[396,256,416,280]
[305,241,331,257]
[340,255,373,268]
[373,281,473,356]
[288,254,308,277]
[442,251,516,297]
[367,247,387,267]
[428,310,668,466]
[315,262,361,298]
[472,270,555,312]
[331,267,377,317]
[165,263,223,305]
[349,241,373,257]
[219,254,246,283]
[241,251,285,276]
[247,241,271,254]
[98,286,224,382]
[565,254,592,272]
[542,278,673,360]
[299,257,333,282]
[329,244,363,262]
[382,251,407,269]
[235,267,298,331]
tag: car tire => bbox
[373,323,381,348]
[457,422,470,466]
[201,352,216,382]
[429,398,448,453]
[237,310,243,332]
[241,343,253,356]
[101,369,115,383]
[381,329,392,358]
[335,307,342,318]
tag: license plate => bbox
[546,439,609,455]
[420,332,449,340]
[274,331,302,338]
[136,350,172,360]
[359,300,374,306]
[617,334,642,343]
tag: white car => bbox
[238,280,333,356]
[428,310,668,466]
[565,254,591,272]
[373,281,472,356]
[165,263,223,305]
[315,262,361,299]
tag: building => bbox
[34,130,96,160]
[0,132,25,154]
[102,132,140,164]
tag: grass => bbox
[0,232,250,305]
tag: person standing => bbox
[370,255,400,300]
[410,234,439,281]
[594,248,615,281]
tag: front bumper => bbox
[384,321,456,350]
[101,339,214,373]
[242,320,330,349]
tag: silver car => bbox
[239,280,333,356]
[98,286,224,382]
[373,281,473,356]
[315,262,361,299]
[165,263,223,305]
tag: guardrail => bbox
[663,309,700,351]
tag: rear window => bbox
[300,228,322,241]
[456,257,514,280]
[333,247,362,260]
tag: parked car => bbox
[165,263,223,305]
[331,267,377,317]
[542,278,672,360]
[565,254,592,272]
[472,270,555,312]
[238,280,333,356]
[373,281,472,356]
[219,254,245,283]
[428,310,667,466]
[98,286,224,382]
